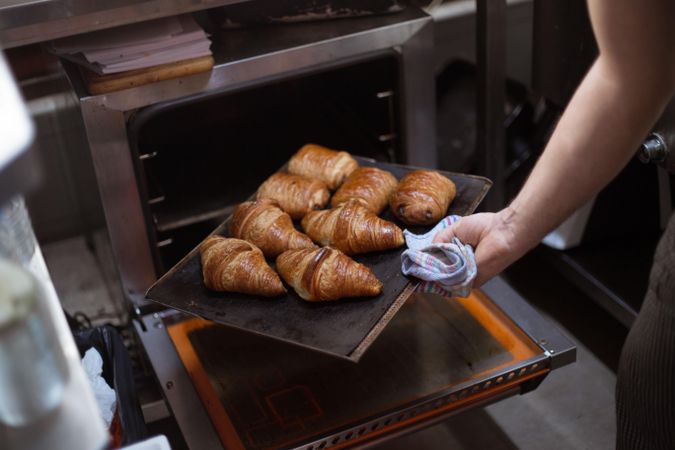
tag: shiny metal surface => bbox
[476,0,507,210]
[0,0,248,49]
[638,133,668,165]
[481,276,576,368]
[78,101,156,306]
[350,388,519,450]
[639,134,669,164]
[133,313,222,450]
[71,9,432,112]
[399,19,437,168]
[135,277,575,450]
[68,9,436,307]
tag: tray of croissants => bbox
[146,144,491,361]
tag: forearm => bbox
[505,58,675,254]
[433,0,675,286]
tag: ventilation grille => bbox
[299,361,545,450]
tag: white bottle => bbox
[0,197,109,450]
[0,258,70,426]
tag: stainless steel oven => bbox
[64,8,436,309]
[126,56,407,276]
[63,7,576,449]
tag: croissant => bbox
[276,247,383,301]
[331,167,398,214]
[200,236,285,296]
[301,200,404,255]
[288,143,359,190]
[389,170,456,225]
[231,199,317,258]
[257,172,330,220]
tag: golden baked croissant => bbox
[200,236,285,296]
[257,172,330,220]
[231,199,317,258]
[389,170,456,225]
[331,166,398,214]
[301,200,404,255]
[276,247,382,301]
[288,143,359,190]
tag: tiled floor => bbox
[42,232,623,450]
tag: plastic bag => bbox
[73,325,146,446]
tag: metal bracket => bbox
[481,276,577,370]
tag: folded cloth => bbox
[401,215,477,298]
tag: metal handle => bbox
[637,133,668,164]
[139,151,158,160]
[148,195,165,205]
[156,238,173,248]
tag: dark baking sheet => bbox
[146,157,491,361]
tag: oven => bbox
[64,8,435,308]
[126,55,405,276]
[62,7,576,449]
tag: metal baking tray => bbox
[146,157,491,361]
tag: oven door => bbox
[135,277,574,450]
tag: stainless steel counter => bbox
[0,0,248,49]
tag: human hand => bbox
[432,209,528,287]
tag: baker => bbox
[434,0,675,448]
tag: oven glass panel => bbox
[165,290,544,450]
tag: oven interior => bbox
[128,55,401,275]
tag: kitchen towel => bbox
[401,215,477,298]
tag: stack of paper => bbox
[48,15,211,75]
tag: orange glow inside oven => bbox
[166,289,544,450]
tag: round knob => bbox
[638,133,668,164]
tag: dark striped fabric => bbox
[616,213,675,450]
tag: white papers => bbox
[48,15,212,75]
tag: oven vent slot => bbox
[300,361,546,450]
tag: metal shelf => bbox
[542,232,661,328]
[0,0,248,49]
[67,8,431,110]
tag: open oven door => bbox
[135,276,574,450]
